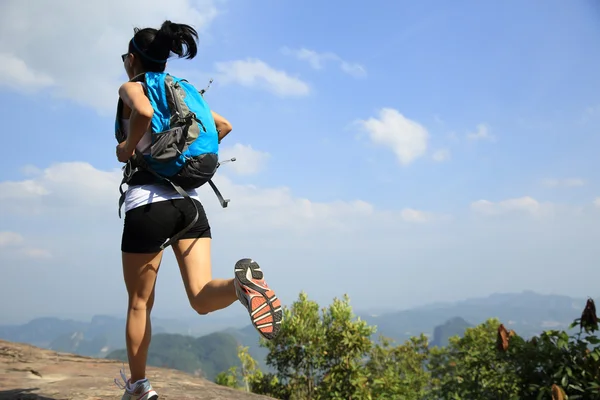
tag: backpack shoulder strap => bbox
[208,179,230,208]
[115,98,126,143]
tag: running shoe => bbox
[114,368,158,400]
[234,258,283,340]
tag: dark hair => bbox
[128,20,198,72]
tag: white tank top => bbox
[120,84,199,213]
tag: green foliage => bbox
[500,324,600,399]
[256,292,375,399]
[427,318,520,399]
[315,294,375,400]
[262,291,327,399]
[215,293,600,400]
[366,334,431,400]
[213,345,291,398]
[215,366,239,389]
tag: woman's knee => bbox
[188,290,210,315]
[189,297,210,315]
[194,307,210,316]
[129,293,155,312]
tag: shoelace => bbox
[114,364,129,390]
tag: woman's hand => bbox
[116,141,134,163]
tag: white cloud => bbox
[19,248,53,260]
[357,108,429,165]
[0,162,440,238]
[340,61,367,78]
[470,196,554,218]
[541,178,586,188]
[0,179,50,201]
[281,47,366,78]
[0,162,121,215]
[1,161,600,323]
[0,161,447,320]
[594,198,600,208]
[0,231,24,247]
[0,53,55,90]
[400,209,439,223]
[432,149,451,162]
[466,124,495,142]
[0,231,51,260]
[281,47,332,70]
[214,58,310,97]
[0,0,219,113]
[219,143,270,175]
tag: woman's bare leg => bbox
[172,238,237,314]
[122,250,163,383]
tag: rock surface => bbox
[0,340,274,399]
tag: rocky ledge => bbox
[0,339,274,400]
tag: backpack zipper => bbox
[170,80,186,122]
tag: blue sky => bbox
[0,0,599,324]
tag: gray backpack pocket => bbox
[150,127,186,163]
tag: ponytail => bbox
[157,20,198,60]
[129,20,199,72]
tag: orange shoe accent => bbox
[234,258,283,340]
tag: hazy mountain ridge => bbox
[430,316,473,347]
[0,313,247,358]
[360,291,588,344]
[106,332,242,381]
[0,291,589,372]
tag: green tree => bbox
[366,334,431,400]
[315,294,375,400]
[216,294,600,400]
[261,291,327,399]
[498,299,600,399]
[214,346,289,398]
[215,366,239,389]
[427,318,520,399]
[256,292,375,400]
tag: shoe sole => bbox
[234,258,283,340]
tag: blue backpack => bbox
[115,72,229,249]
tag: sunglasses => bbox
[121,53,130,62]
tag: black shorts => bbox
[121,198,211,253]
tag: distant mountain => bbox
[1,291,591,370]
[221,324,271,372]
[106,332,241,381]
[362,291,587,344]
[47,315,170,358]
[0,317,87,348]
[0,315,166,357]
[0,313,247,358]
[430,317,472,347]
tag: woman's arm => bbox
[118,82,154,152]
[212,110,232,142]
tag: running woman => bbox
[113,20,282,400]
